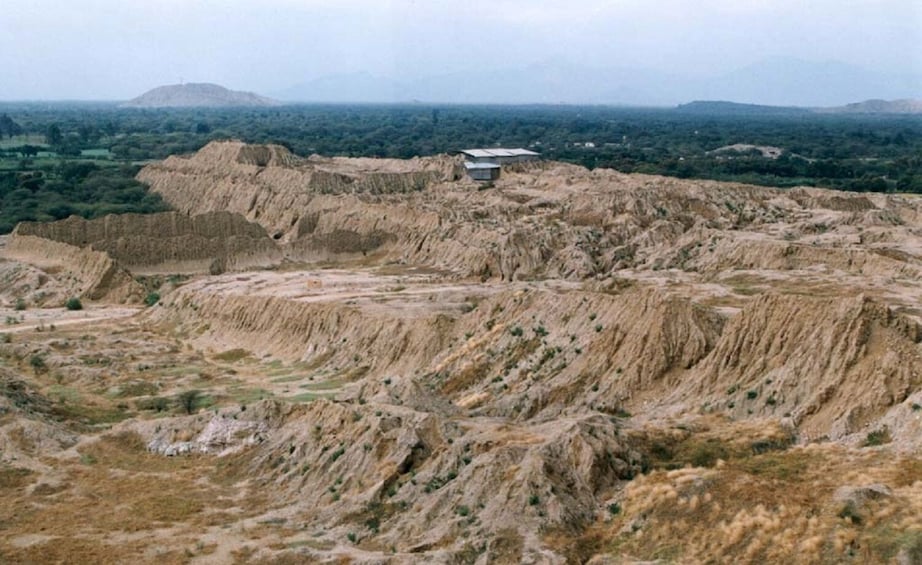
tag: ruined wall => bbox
[13,211,282,275]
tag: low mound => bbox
[139,141,463,242]
[139,142,922,283]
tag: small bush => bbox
[746,390,758,400]
[29,354,47,373]
[137,396,170,412]
[176,389,201,414]
[14,298,26,311]
[510,326,524,337]
[608,502,622,515]
[0,333,9,344]
[346,532,357,543]
[65,297,83,311]
[457,505,470,517]
[213,348,250,362]
[864,427,891,447]
[528,494,540,506]
[144,292,160,307]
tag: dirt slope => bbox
[140,141,922,283]
[3,235,142,303]
[2,144,922,563]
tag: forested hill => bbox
[676,101,811,115]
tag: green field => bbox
[0,134,46,149]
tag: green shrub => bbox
[14,298,26,311]
[29,354,47,373]
[608,502,622,515]
[864,427,891,447]
[65,297,83,311]
[137,396,170,412]
[144,292,160,307]
[528,494,540,506]
[176,389,201,414]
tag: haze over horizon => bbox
[2,0,920,104]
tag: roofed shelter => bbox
[460,148,540,165]
[464,162,501,181]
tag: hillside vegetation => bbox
[0,103,918,235]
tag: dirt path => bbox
[0,305,141,333]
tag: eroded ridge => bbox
[1,144,922,563]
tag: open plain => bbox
[1,141,921,563]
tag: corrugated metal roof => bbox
[461,148,540,158]
[461,149,495,158]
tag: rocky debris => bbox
[834,483,893,505]
[143,412,269,457]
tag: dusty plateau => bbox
[1,141,921,563]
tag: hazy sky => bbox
[2,0,920,99]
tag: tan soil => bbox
[1,142,921,563]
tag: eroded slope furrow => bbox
[138,141,922,283]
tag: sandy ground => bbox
[0,305,141,333]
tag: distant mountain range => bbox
[274,58,922,108]
[823,99,922,114]
[677,99,922,115]
[121,83,280,108]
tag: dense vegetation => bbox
[0,157,168,234]
[0,102,920,233]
